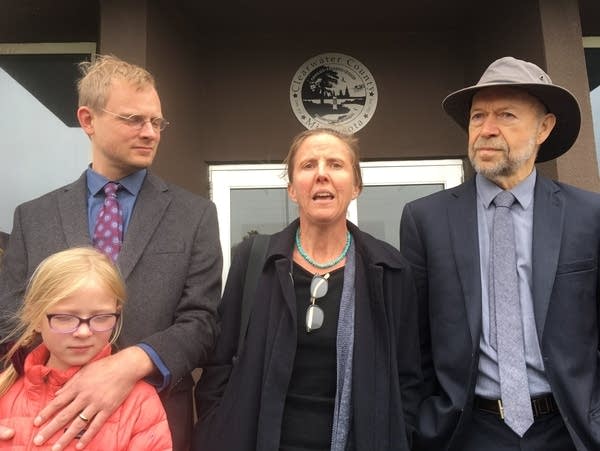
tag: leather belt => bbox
[474,394,558,419]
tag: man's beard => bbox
[469,135,537,180]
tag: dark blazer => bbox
[400,175,600,451]
[193,220,421,451]
[0,171,223,448]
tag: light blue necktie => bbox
[491,191,534,436]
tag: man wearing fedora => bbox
[400,56,600,450]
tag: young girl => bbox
[0,247,172,450]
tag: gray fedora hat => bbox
[442,56,581,162]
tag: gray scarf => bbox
[330,239,355,451]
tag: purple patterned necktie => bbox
[93,182,123,261]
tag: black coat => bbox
[194,220,421,451]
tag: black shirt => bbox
[279,264,344,451]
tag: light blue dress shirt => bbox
[474,169,551,398]
[86,167,146,239]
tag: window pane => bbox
[230,188,298,257]
[357,184,442,248]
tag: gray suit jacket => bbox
[400,175,600,451]
[0,171,222,391]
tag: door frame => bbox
[210,159,464,282]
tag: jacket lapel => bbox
[275,258,297,324]
[58,172,92,247]
[117,173,171,280]
[448,180,482,350]
[267,221,299,324]
[531,176,563,339]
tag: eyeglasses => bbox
[305,273,330,333]
[101,109,170,131]
[46,313,120,334]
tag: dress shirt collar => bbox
[476,168,537,210]
[86,166,147,197]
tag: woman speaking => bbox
[194,128,420,451]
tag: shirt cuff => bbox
[137,343,171,392]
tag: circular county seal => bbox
[290,53,378,133]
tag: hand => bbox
[33,347,154,450]
[0,425,15,440]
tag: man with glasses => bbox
[0,54,222,451]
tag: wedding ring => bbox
[78,412,90,422]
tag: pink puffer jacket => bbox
[0,344,172,450]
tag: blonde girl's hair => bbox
[77,54,156,111]
[0,247,126,396]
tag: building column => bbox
[538,0,600,191]
[99,0,148,67]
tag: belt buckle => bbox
[497,399,505,419]
[532,396,551,417]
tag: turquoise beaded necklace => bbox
[295,228,352,269]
